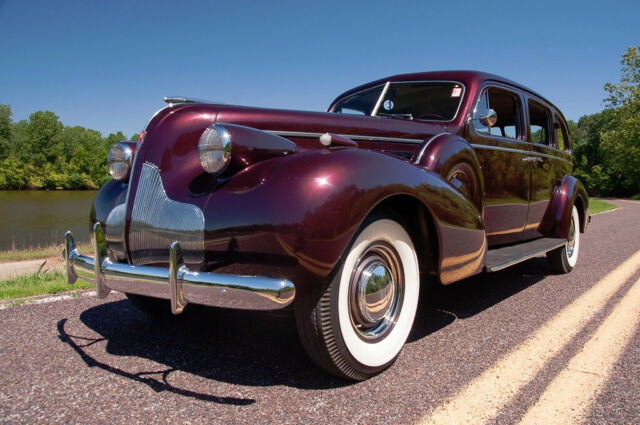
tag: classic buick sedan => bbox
[64,71,589,380]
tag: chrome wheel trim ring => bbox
[567,213,576,257]
[348,242,404,342]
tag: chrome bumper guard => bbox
[64,223,295,313]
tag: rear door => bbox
[523,98,573,240]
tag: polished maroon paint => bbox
[93,70,588,288]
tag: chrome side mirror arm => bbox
[469,108,498,128]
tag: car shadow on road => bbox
[57,257,550,400]
[57,297,349,403]
[409,257,549,341]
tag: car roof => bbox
[330,70,564,121]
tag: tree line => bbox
[0,107,138,190]
[1,46,639,196]
[570,45,640,198]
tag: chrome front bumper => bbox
[64,223,295,313]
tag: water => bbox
[0,190,97,251]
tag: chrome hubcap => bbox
[567,215,576,257]
[348,242,404,341]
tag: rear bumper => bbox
[64,223,295,313]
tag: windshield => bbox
[331,81,465,121]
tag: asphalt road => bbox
[1,200,639,424]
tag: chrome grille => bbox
[128,162,205,265]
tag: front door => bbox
[469,86,531,246]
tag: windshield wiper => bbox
[377,112,414,120]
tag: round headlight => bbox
[198,125,232,174]
[107,142,133,180]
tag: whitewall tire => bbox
[547,205,580,273]
[296,217,420,380]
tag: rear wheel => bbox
[296,218,420,380]
[547,206,580,273]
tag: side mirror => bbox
[478,109,498,127]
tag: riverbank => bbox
[0,241,92,262]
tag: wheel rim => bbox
[567,213,576,257]
[348,242,404,341]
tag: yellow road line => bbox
[418,249,640,425]
[518,275,640,424]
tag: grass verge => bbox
[590,199,617,214]
[0,271,93,300]
[0,242,92,262]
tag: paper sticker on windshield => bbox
[383,99,394,110]
[451,87,462,97]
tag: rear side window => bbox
[553,113,570,151]
[528,100,551,145]
[473,87,522,139]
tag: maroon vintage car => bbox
[64,70,588,380]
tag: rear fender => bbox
[539,175,589,238]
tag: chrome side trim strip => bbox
[267,130,423,145]
[470,144,572,165]
[64,225,296,312]
[470,144,529,155]
[413,132,450,164]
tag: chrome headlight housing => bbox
[198,125,232,174]
[107,142,133,181]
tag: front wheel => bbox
[547,205,580,273]
[296,218,420,380]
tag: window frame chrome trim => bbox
[371,81,391,117]
[470,83,527,141]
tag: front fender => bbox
[201,148,486,288]
[540,175,589,238]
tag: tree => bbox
[604,46,640,108]
[600,46,640,196]
[0,104,12,159]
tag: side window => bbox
[473,87,521,139]
[528,100,551,145]
[553,113,570,151]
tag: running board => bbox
[485,237,567,272]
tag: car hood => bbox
[145,102,456,150]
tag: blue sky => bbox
[1,0,638,137]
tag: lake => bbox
[0,190,97,251]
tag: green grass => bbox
[0,242,92,262]
[590,199,617,214]
[0,271,93,300]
